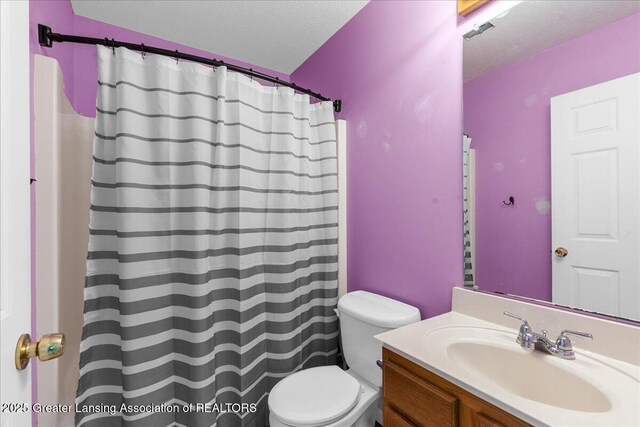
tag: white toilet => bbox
[268,291,421,427]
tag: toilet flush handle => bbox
[376,360,383,369]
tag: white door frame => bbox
[0,1,32,426]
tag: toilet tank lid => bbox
[337,291,421,328]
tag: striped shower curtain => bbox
[76,46,339,427]
[463,135,474,285]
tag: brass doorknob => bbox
[555,247,569,258]
[15,333,65,370]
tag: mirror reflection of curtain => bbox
[463,135,475,285]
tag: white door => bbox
[0,1,32,426]
[551,73,640,320]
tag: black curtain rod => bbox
[38,24,342,113]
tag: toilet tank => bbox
[337,291,420,388]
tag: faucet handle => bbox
[556,330,593,348]
[560,330,593,339]
[555,330,593,359]
[503,312,534,350]
[503,311,529,326]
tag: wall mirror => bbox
[462,0,640,321]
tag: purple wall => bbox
[30,0,289,118]
[464,12,640,301]
[292,1,466,318]
[30,1,76,105]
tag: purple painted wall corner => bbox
[30,1,289,118]
[30,1,76,104]
[68,15,290,117]
[292,1,467,318]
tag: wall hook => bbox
[502,196,515,206]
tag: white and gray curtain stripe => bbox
[463,135,474,285]
[76,46,339,427]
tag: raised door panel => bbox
[572,149,618,240]
[570,267,620,314]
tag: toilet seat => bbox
[268,366,362,427]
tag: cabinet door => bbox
[384,407,416,427]
[475,413,506,427]
[384,361,458,426]
[383,348,531,427]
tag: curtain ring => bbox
[249,68,253,82]
[140,43,145,59]
[275,77,279,90]
[111,38,116,55]
[175,50,179,64]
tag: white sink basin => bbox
[422,326,637,414]
[375,300,640,426]
[446,340,610,412]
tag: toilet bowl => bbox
[268,366,379,427]
[268,291,420,427]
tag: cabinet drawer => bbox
[384,361,458,426]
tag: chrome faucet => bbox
[503,311,592,360]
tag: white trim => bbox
[34,54,95,427]
[0,1,32,426]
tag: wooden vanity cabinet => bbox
[382,348,531,427]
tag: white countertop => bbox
[375,294,640,427]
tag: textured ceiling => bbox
[70,0,368,75]
[464,1,640,82]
